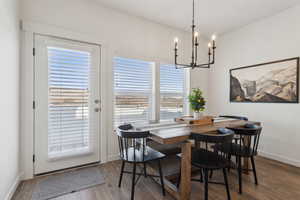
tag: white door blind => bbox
[160,64,184,121]
[48,47,91,158]
[114,57,152,126]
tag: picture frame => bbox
[230,57,299,103]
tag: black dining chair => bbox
[217,124,262,194]
[177,128,234,200]
[117,124,166,200]
[219,115,249,167]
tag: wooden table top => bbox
[149,120,260,144]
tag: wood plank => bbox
[150,126,191,144]
[175,116,214,126]
[179,142,192,200]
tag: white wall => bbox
[0,0,20,199]
[20,0,209,178]
[208,5,300,167]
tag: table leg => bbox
[180,141,192,200]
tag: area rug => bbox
[32,167,105,200]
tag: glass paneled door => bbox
[34,35,101,174]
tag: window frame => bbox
[113,57,154,126]
[155,62,191,122]
[113,57,191,126]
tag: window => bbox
[160,64,184,121]
[48,47,91,157]
[114,57,153,126]
[113,57,188,126]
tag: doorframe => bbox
[20,21,112,179]
[33,34,102,174]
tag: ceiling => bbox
[94,0,300,37]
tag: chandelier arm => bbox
[195,64,211,68]
[212,47,216,63]
[195,43,198,65]
[195,60,215,67]
[209,47,211,64]
[195,53,215,68]
[175,50,215,68]
[174,48,178,65]
[196,45,216,66]
[191,31,195,65]
[175,63,193,69]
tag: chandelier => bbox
[174,0,217,69]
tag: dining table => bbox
[142,118,261,200]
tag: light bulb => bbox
[194,32,199,38]
[174,37,179,43]
[208,42,212,48]
[211,34,217,41]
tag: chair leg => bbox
[228,155,232,172]
[209,170,213,179]
[118,161,125,187]
[223,168,231,200]
[250,156,258,185]
[237,156,242,194]
[200,168,203,182]
[204,169,209,200]
[131,163,137,200]
[176,167,181,188]
[158,160,166,196]
[235,139,238,168]
[143,163,147,178]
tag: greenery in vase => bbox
[188,88,206,112]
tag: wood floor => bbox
[12,156,300,200]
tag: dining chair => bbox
[217,124,262,194]
[117,124,166,200]
[219,115,249,167]
[177,128,234,200]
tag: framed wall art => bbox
[230,57,299,103]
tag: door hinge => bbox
[33,48,36,56]
[33,154,35,163]
[33,101,36,109]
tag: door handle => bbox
[94,108,100,112]
[94,99,100,104]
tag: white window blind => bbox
[48,47,91,158]
[160,64,184,121]
[114,57,152,126]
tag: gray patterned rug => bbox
[32,167,105,200]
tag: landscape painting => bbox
[230,57,299,103]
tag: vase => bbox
[193,111,203,120]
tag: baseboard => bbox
[4,173,23,200]
[259,150,300,167]
[107,154,119,162]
